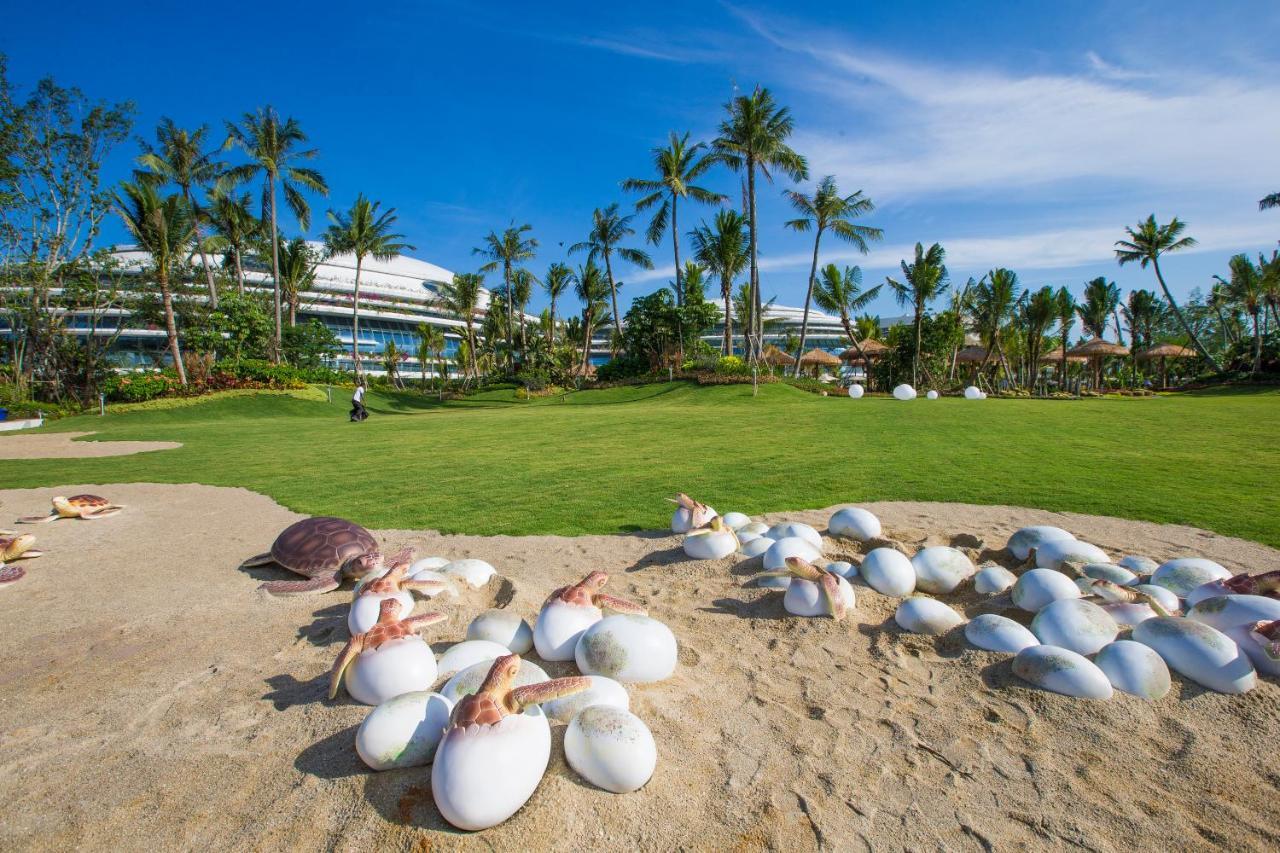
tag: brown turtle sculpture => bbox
[243,516,409,596]
[19,495,124,523]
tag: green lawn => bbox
[3,382,1278,547]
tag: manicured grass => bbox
[3,382,1278,546]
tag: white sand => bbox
[0,431,180,459]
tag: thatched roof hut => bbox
[839,339,888,361]
[1068,338,1130,358]
[760,345,796,367]
[798,348,841,367]
[1039,345,1088,364]
[954,345,989,364]
[1137,343,1197,360]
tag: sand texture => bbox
[0,431,180,459]
[1,483,1278,851]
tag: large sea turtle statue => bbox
[243,516,409,596]
[19,495,124,523]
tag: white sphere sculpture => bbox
[964,386,982,400]
[926,390,939,400]
[847,384,865,399]
[892,384,916,401]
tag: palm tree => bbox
[1258,250,1280,331]
[114,181,195,385]
[511,267,536,364]
[416,323,446,396]
[1208,277,1243,347]
[712,88,808,360]
[885,242,949,386]
[812,264,882,373]
[622,131,725,305]
[474,223,537,372]
[322,194,414,378]
[222,107,328,361]
[436,272,484,381]
[205,188,261,294]
[1055,287,1077,386]
[136,119,223,307]
[382,338,404,389]
[573,259,611,375]
[1260,192,1280,210]
[1121,288,1161,385]
[783,176,882,373]
[1224,253,1265,373]
[1115,215,1222,371]
[855,313,881,343]
[1077,277,1121,340]
[277,237,318,327]
[970,269,1022,380]
[1022,286,1057,389]
[569,203,653,335]
[689,209,749,355]
[542,262,572,350]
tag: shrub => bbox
[695,372,780,386]
[102,371,178,402]
[595,354,651,382]
[715,355,749,375]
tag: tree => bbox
[885,242,948,386]
[205,187,261,294]
[1022,286,1057,388]
[969,268,1022,380]
[855,313,881,343]
[382,338,405,389]
[474,223,537,373]
[282,319,340,369]
[135,119,224,307]
[812,263,882,378]
[1115,215,1222,371]
[713,88,808,362]
[541,262,572,350]
[572,259,611,375]
[114,181,195,385]
[222,107,328,362]
[569,203,652,337]
[437,272,483,381]
[277,237,318,326]
[622,131,724,305]
[1121,288,1162,385]
[783,176,882,374]
[1224,253,1265,373]
[416,322,446,396]
[511,267,536,364]
[1260,192,1280,211]
[673,261,720,356]
[1055,287,1077,385]
[1077,276,1121,340]
[322,194,413,378]
[688,209,749,355]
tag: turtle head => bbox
[1088,579,1131,603]
[480,654,525,710]
[1250,620,1280,661]
[580,570,610,593]
[50,496,73,515]
[1,533,36,560]
[783,556,826,582]
[343,552,382,581]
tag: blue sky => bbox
[4,1,1278,320]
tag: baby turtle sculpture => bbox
[329,598,447,704]
[668,493,716,534]
[1223,570,1280,598]
[432,654,589,830]
[19,495,123,523]
[533,571,647,661]
[243,516,407,596]
[0,532,42,561]
[349,561,449,633]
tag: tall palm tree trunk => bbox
[503,262,514,374]
[184,187,219,309]
[604,251,622,343]
[1151,257,1222,371]
[722,276,733,355]
[233,249,245,295]
[1252,311,1262,373]
[747,162,761,361]
[352,257,363,377]
[580,311,594,375]
[268,181,282,364]
[792,228,823,376]
[160,271,187,385]
[547,299,556,350]
[913,306,923,387]
[671,195,683,307]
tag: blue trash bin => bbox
[0,408,8,421]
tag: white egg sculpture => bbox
[356,690,454,770]
[533,571,643,661]
[1117,555,1159,576]
[859,548,916,597]
[409,556,450,575]
[722,512,752,530]
[965,614,1039,653]
[466,610,533,654]
[1102,602,1160,627]
[766,522,823,551]
[926,390,939,400]
[575,614,677,683]
[1188,595,1280,677]
[1006,525,1075,562]
[1030,598,1119,655]
[895,597,965,635]
[437,640,511,677]
[349,590,414,635]
[783,570,855,618]
[825,561,856,579]
[1082,563,1138,586]
[1185,580,1233,607]
[1132,617,1257,694]
[1012,645,1112,699]
[670,493,716,533]
[442,558,496,588]
[1011,568,1080,613]
[737,521,771,544]
[828,507,882,541]
[1133,584,1181,614]
[973,565,1018,594]
[893,383,917,400]
[1035,539,1109,571]
[911,546,976,594]
[763,536,822,572]
[1094,641,1171,700]
[564,706,657,794]
[343,637,439,706]
[683,518,739,560]
[847,383,865,399]
[1150,558,1232,598]
[738,537,774,558]
[964,385,983,400]
[441,658,548,704]
[541,675,630,723]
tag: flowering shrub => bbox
[102,372,178,402]
[715,355,749,375]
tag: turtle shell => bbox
[67,495,111,508]
[270,517,378,577]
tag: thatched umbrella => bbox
[1068,338,1130,390]
[1038,345,1088,364]
[954,345,988,364]
[1138,343,1197,389]
[760,345,796,368]
[838,339,888,361]
[799,348,841,378]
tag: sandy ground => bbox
[1,482,1277,852]
[0,431,181,459]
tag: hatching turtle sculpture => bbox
[329,597,448,704]
[243,516,407,596]
[19,495,123,523]
[532,571,648,661]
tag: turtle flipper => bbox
[0,565,26,586]
[596,593,647,615]
[259,572,342,596]
[819,574,847,620]
[14,550,43,560]
[328,637,363,699]
[240,552,276,568]
[16,513,58,524]
[81,505,124,519]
